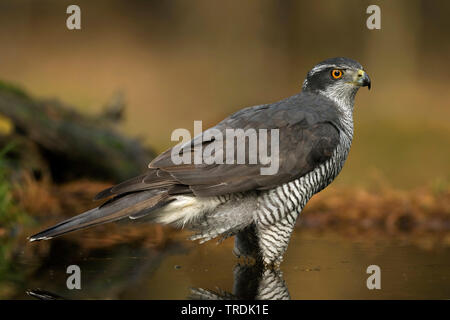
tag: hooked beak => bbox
[355,69,371,90]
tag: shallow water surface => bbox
[7,229,450,299]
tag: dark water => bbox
[4,230,450,300]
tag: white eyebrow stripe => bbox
[309,64,335,75]
[309,64,358,76]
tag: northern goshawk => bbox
[30,57,371,267]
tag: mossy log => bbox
[0,80,155,183]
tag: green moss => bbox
[0,144,32,284]
[0,143,32,226]
[0,80,29,99]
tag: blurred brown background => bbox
[0,0,448,189]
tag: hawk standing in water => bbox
[30,57,371,267]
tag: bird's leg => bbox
[233,223,261,263]
[256,216,296,267]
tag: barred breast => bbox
[254,132,352,265]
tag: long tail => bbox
[29,190,169,242]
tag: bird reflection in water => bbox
[190,263,290,300]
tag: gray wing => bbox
[95,92,341,199]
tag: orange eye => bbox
[331,69,343,79]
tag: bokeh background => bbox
[0,0,449,299]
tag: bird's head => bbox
[302,57,371,109]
